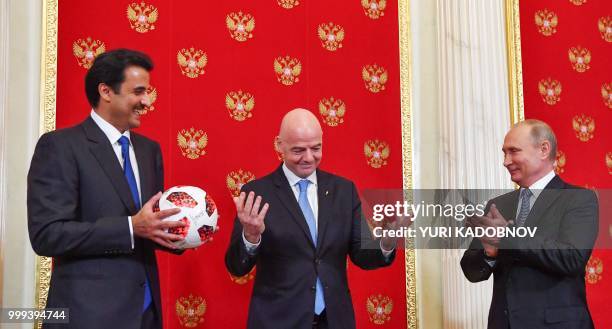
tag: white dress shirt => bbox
[91,110,140,249]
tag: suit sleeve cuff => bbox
[380,240,395,260]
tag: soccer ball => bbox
[154,186,219,249]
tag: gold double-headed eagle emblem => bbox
[572,114,595,142]
[274,56,302,86]
[366,294,393,324]
[362,64,388,93]
[535,9,558,36]
[177,128,208,160]
[319,97,346,127]
[606,152,612,175]
[364,140,390,168]
[176,294,206,327]
[599,16,612,42]
[126,2,158,33]
[72,37,105,69]
[225,90,255,121]
[318,23,344,51]
[226,12,255,42]
[538,78,562,105]
[568,46,591,73]
[177,48,207,79]
[362,0,386,19]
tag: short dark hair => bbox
[85,48,153,108]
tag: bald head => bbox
[276,108,323,178]
[279,108,322,140]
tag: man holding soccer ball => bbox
[27,49,184,329]
[225,108,409,329]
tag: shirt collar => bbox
[90,109,131,145]
[523,170,556,200]
[282,163,318,188]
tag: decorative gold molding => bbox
[505,0,525,124]
[36,0,57,328]
[398,0,417,328]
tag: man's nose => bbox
[141,93,151,107]
[503,154,511,167]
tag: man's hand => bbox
[235,191,269,244]
[380,214,413,251]
[467,204,510,250]
[132,192,185,249]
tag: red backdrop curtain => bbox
[54,0,408,328]
[519,1,611,327]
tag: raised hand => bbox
[234,191,269,244]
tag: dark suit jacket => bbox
[461,176,598,329]
[225,166,395,329]
[27,117,165,329]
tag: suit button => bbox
[311,286,316,292]
[315,258,321,265]
[504,310,508,316]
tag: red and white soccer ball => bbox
[155,186,219,249]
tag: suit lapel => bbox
[315,170,331,252]
[500,190,520,222]
[272,166,315,249]
[82,117,138,214]
[524,176,564,228]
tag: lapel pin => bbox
[325,190,329,196]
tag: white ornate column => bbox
[436,0,514,328]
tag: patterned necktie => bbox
[515,188,533,227]
[297,179,325,315]
[118,136,151,312]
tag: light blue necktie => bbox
[297,179,325,315]
[515,188,533,227]
[118,136,151,312]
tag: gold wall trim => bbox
[505,0,525,124]
[36,0,57,327]
[398,0,417,328]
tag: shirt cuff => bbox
[483,250,496,267]
[380,240,395,260]
[128,216,135,249]
[242,230,261,255]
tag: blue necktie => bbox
[297,179,325,315]
[118,136,151,312]
[515,188,533,227]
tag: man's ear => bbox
[98,83,113,103]
[540,140,552,160]
[274,136,284,160]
